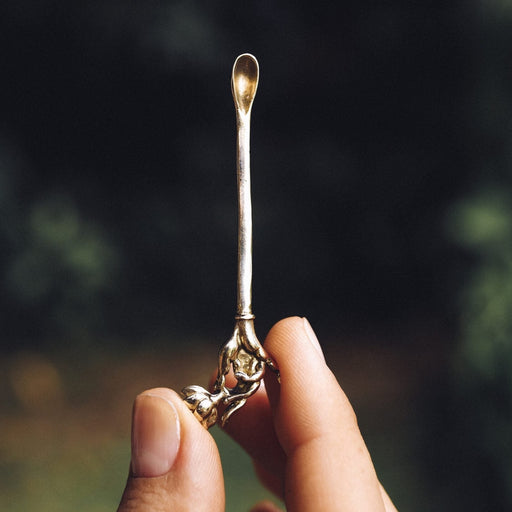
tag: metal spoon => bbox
[181,54,278,429]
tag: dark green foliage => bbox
[433,188,512,509]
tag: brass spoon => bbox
[181,54,278,429]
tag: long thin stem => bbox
[232,54,259,319]
[236,112,253,318]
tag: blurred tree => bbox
[420,189,512,510]
[419,1,512,507]
[5,194,118,339]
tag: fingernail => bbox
[302,317,325,362]
[131,394,181,477]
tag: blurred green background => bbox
[1,1,512,510]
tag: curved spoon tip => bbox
[232,53,259,115]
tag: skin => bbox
[118,316,398,512]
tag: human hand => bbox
[117,317,398,511]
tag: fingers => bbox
[253,459,284,497]
[212,316,396,511]
[219,379,286,493]
[264,317,389,511]
[117,388,224,512]
[249,500,284,512]
[380,483,399,512]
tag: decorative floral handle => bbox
[181,319,278,428]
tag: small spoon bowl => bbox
[232,54,259,115]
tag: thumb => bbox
[117,388,225,512]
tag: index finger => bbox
[263,317,391,512]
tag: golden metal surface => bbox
[181,54,278,429]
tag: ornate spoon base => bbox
[181,318,278,429]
